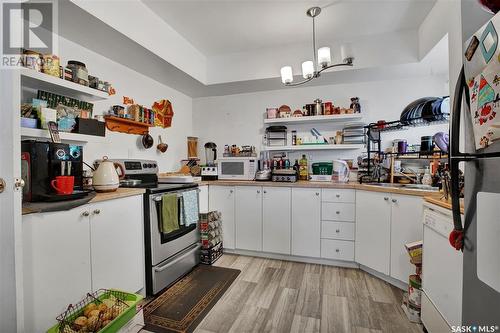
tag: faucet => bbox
[400,167,421,184]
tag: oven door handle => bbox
[153,244,200,273]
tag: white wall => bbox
[193,75,449,165]
[56,37,194,172]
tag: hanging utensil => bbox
[142,132,154,149]
[157,135,168,153]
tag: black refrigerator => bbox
[450,11,500,327]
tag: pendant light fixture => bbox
[280,7,354,87]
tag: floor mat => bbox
[143,265,240,333]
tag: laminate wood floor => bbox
[192,254,423,333]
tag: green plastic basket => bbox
[47,289,143,333]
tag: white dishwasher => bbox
[421,202,463,332]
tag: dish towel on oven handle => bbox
[181,190,199,226]
[161,193,179,233]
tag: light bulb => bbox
[318,47,331,68]
[301,61,314,79]
[341,43,354,63]
[280,66,293,84]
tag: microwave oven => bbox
[217,157,256,180]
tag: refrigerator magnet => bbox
[465,36,479,61]
[480,21,498,64]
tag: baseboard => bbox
[223,249,407,290]
[359,264,408,290]
[224,248,360,269]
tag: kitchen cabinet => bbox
[389,194,423,283]
[90,196,144,292]
[209,186,235,249]
[235,186,263,251]
[263,186,291,255]
[23,208,92,332]
[22,195,144,332]
[291,188,321,257]
[355,190,391,275]
[198,185,209,213]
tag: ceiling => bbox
[142,0,437,56]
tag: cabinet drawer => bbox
[322,202,355,222]
[321,239,355,261]
[321,221,355,240]
[322,189,355,203]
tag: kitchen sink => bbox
[366,183,439,191]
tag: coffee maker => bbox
[21,140,85,202]
[201,142,218,180]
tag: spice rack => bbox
[104,116,153,135]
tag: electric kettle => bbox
[92,156,125,192]
[332,160,350,183]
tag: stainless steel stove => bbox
[112,159,200,295]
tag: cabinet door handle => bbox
[93,209,101,215]
[263,190,267,194]
[82,211,90,217]
[335,248,340,253]
[315,192,320,196]
[229,189,233,193]
[257,190,261,194]
[335,229,340,233]
[336,194,340,198]
[392,199,398,203]
[336,211,340,215]
[384,197,389,201]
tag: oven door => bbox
[148,189,200,266]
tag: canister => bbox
[420,136,434,152]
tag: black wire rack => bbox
[363,114,450,183]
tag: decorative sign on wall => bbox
[152,99,174,128]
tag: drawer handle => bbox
[93,209,101,215]
[384,197,389,201]
[335,229,340,233]
[230,189,233,193]
[315,192,320,196]
[263,190,267,194]
[82,211,90,217]
[257,190,261,194]
[336,194,340,198]
[392,199,398,203]
[336,211,340,214]
[335,248,340,253]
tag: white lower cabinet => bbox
[356,190,424,283]
[90,196,144,292]
[22,195,144,332]
[355,190,392,275]
[291,188,321,257]
[209,186,235,249]
[23,208,92,333]
[390,194,423,283]
[235,186,263,251]
[263,187,291,255]
[198,185,209,213]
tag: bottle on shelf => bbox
[293,159,299,173]
[422,166,432,186]
[299,154,309,181]
[292,130,297,145]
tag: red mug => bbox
[51,176,74,195]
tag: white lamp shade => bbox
[301,61,314,79]
[280,66,293,84]
[318,47,331,67]
[341,43,354,62]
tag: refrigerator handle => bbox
[449,66,466,251]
